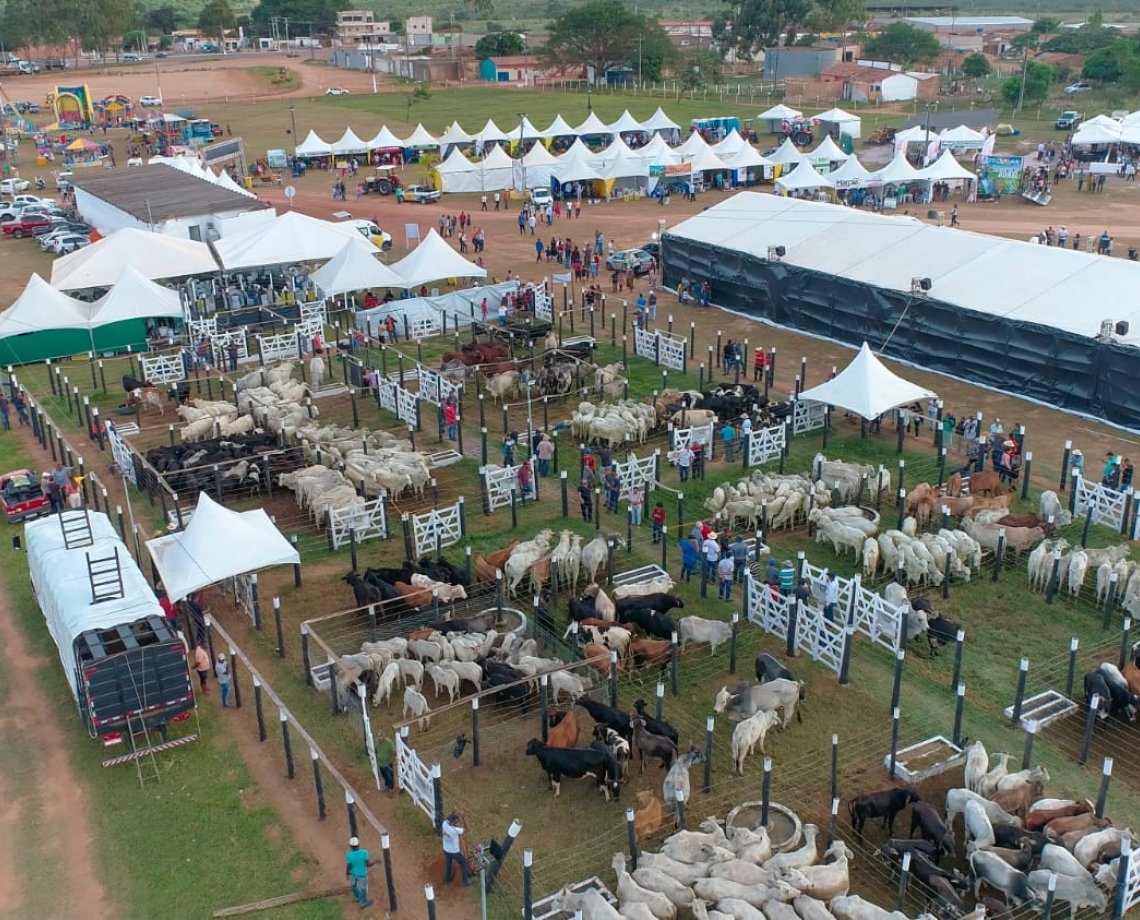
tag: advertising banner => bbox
[977,154,1023,196]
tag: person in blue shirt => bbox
[679,535,699,582]
[721,422,737,462]
[345,837,374,909]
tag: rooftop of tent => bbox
[70,164,270,224]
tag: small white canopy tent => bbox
[829,154,875,189]
[797,342,935,421]
[51,228,218,290]
[331,127,370,155]
[574,112,612,137]
[513,141,561,189]
[607,110,644,134]
[311,238,405,297]
[214,211,366,271]
[674,130,713,158]
[815,106,862,140]
[0,275,101,337]
[436,144,516,192]
[366,125,405,149]
[215,168,256,198]
[874,151,922,184]
[724,144,772,173]
[689,146,731,175]
[389,229,488,288]
[539,114,576,139]
[147,493,300,602]
[938,125,985,150]
[505,116,544,142]
[473,118,509,143]
[402,124,440,148]
[554,140,604,184]
[774,160,835,196]
[637,134,677,167]
[806,135,849,170]
[642,107,681,134]
[768,138,806,168]
[1121,120,1140,145]
[758,103,803,133]
[1071,122,1122,145]
[438,122,473,145]
[295,129,334,158]
[918,149,976,182]
[85,264,185,323]
[1083,114,1123,129]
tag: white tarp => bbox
[768,138,806,167]
[807,135,849,169]
[147,493,300,602]
[829,154,875,189]
[51,228,219,290]
[473,118,509,143]
[355,281,518,334]
[1071,122,1122,145]
[367,125,405,149]
[608,110,644,134]
[540,114,576,138]
[938,125,985,149]
[798,342,936,420]
[389,229,488,287]
[214,211,367,270]
[27,511,165,697]
[554,139,603,183]
[574,112,612,137]
[642,107,681,136]
[874,151,922,184]
[311,238,406,297]
[758,103,802,121]
[295,129,334,158]
[0,274,96,335]
[438,122,473,145]
[84,264,184,324]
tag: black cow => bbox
[577,697,633,740]
[1098,662,1140,720]
[361,570,402,602]
[615,593,685,616]
[755,653,794,684]
[909,801,955,862]
[878,838,938,862]
[569,595,597,622]
[483,667,531,710]
[632,699,679,744]
[618,608,676,640]
[122,374,153,392]
[344,572,383,608]
[418,555,469,587]
[1084,670,1114,721]
[524,739,620,800]
[992,824,1049,854]
[848,787,922,836]
[926,613,961,658]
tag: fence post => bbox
[1103,573,1119,631]
[1021,452,1033,500]
[1042,872,1058,920]
[787,600,800,658]
[670,632,679,696]
[950,630,965,691]
[229,648,242,709]
[1078,695,1099,766]
[896,850,912,909]
[609,651,619,708]
[626,808,640,870]
[301,623,312,686]
[310,749,326,819]
[522,849,534,920]
[828,796,841,846]
[425,884,436,920]
[830,734,839,801]
[1113,840,1132,920]
[839,627,854,685]
[432,764,443,835]
[889,707,900,777]
[1021,721,1037,769]
[1060,440,1072,491]
[280,708,295,779]
[1120,618,1133,668]
[728,613,739,673]
[1045,548,1063,604]
[761,756,772,826]
[471,697,481,767]
[953,682,966,746]
[1096,757,1113,818]
[890,649,905,714]
[1011,657,1029,724]
[382,833,397,911]
[272,596,285,658]
[702,716,714,794]
[993,528,1005,581]
[1065,637,1080,698]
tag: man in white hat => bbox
[345,836,374,909]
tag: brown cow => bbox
[965,494,1015,517]
[582,643,614,678]
[945,472,964,498]
[1046,812,1110,838]
[630,638,672,668]
[1121,656,1140,695]
[1026,801,1091,832]
[547,709,580,748]
[474,553,498,583]
[634,789,664,841]
[484,541,519,572]
[394,582,432,608]
[991,782,1043,819]
[996,514,1048,530]
[941,496,975,517]
[969,470,1006,497]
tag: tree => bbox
[543,0,650,80]
[250,0,347,35]
[808,0,866,33]
[1001,58,1054,106]
[683,49,724,87]
[198,0,236,43]
[123,28,147,51]
[405,82,430,122]
[474,31,525,59]
[636,20,680,81]
[862,22,940,66]
[145,6,179,33]
[1031,16,1062,33]
[73,0,135,55]
[961,52,992,77]
[727,0,812,60]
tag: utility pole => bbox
[1015,40,1030,113]
[518,112,527,191]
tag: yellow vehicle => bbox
[340,219,393,252]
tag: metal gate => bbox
[671,424,714,453]
[186,317,218,340]
[850,584,905,652]
[633,325,658,363]
[745,573,789,642]
[211,329,249,363]
[233,573,259,625]
[1115,838,1140,919]
[408,315,442,340]
[418,367,462,408]
[801,561,856,616]
[797,608,848,676]
[411,500,463,557]
[657,330,687,371]
[258,330,298,365]
[744,422,786,467]
[139,354,186,385]
[378,380,418,427]
[793,400,827,435]
[615,451,659,501]
[105,422,137,486]
[299,301,328,327]
[1073,475,1129,534]
[482,463,525,510]
[328,494,388,549]
[396,729,436,823]
[535,290,553,322]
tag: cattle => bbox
[633,789,664,842]
[402,687,430,729]
[713,679,805,727]
[969,849,1037,907]
[1027,870,1107,917]
[678,616,733,655]
[630,717,678,773]
[569,594,597,622]
[632,699,679,744]
[1025,801,1091,832]
[524,739,620,800]
[1098,661,1140,720]
[616,593,685,616]
[344,572,383,608]
[631,638,673,668]
[577,697,633,740]
[593,724,631,778]
[731,709,779,775]
[925,613,962,657]
[847,787,921,837]
[909,801,955,861]
[546,709,580,749]
[969,471,1005,497]
[129,386,165,416]
[755,653,793,684]
[619,607,677,640]
[946,788,1023,831]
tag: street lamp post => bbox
[518,112,527,191]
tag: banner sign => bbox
[977,154,1023,196]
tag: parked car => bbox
[2,213,55,237]
[529,187,553,207]
[139,94,163,106]
[641,240,660,260]
[7,194,56,209]
[1064,82,1092,95]
[48,233,91,254]
[1055,110,1082,130]
[325,86,350,96]
[25,102,39,113]
[340,219,393,251]
[404,184,441,204]
[0,178,30,194]
[1,470,49,523]
[31,216,70,236]
[123,53,143,62]
[605,248,655,274]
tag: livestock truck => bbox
[26,509,195,748]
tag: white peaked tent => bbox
[464,145,515,191]
[768,137,806,168]
[540,114,576,139]
[513,141,561,189]
[554,139,603,183]
[828,154,874,189]
[574,112,612,136]
[874,151,921,184]
[608,110,644,134]
[85,264,184,323]
[918,149,976,182]
[215,168,256,198]
[367,125,405,149]
[51,228,219,290]
[815,107,862,140]
[938,125,985,150]
[674,130,712,158]
[725,144,772,172]
[295,129,333,158]
[1083,114,1123,128]
[389,229,488,287]
[0,275,99,336]
[642,107,681,137]
[797,342,935,421]
[759,103,802,120]
[402,124,440,148]
[506,116,543,141]
[311,238,405,297]
[597,138,648,183]
[473,118,509,142]
[1071,122,1122,145]
[331,127,369,155]
[807,135,849,169]
[774,160,834,195]
[689,146,731,175]
[438,122,473,145]
[147,493,300,602]
[637,134,676,167]
[214,211,366,271]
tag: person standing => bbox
[679,534,698,582]
[628,487,644,526]
[702,531,720,582]
[0,394,9,431]
[717,553,734,601]
[215,653,232,708]
[720,420,737,463]
[578,479,593,521]
[778,560,796,597]
[517,459,532,505]
[376,733,395,793]
[444,401,458,441]
[441,813,470,885]
[536,436,554,476]
[12,393,28,426]
[823,571,840,622]
[651,501,665,543]
[227,340,239,372]
[677,445,693,482]
[753,346,767,382]
[193,644,210,694]
[603,465,621,513]
[345,837,375,908]
[731,536,749,584]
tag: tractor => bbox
[363,165,402,196]
[780,117,815,146]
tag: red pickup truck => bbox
[1,469,50,523]
[1,213,54,237]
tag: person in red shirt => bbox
[517,459,532,504]
[753,347,767,382]
[651,502,666,544]
[443,402,457,440]
[156,587,176,622]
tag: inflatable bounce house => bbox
[95,94,133,126]
[52,85,95,128]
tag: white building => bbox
[406,15,433,48]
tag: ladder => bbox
[86,548,125,604]
[125,712,161,787]
[58,507,95,549]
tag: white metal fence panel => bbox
[233,573,257,625]
[378,380,418,427]
[105,422,137,486]
[186,317,218,340]
[801,562,856,616]
[671,424,714,453]
[746,573,789,642]
[1117,839,1140,917]
[1073,475,1128,534]
[797,608,847,676]
[299,300,328,327]
[412,501,463,557]
[396,730,436,823]
[417,367,462,408]
[329,494,388,549]
[258,330,298,365]
[633,325,658,363]
[745,422,786,466]
[210,329,249,362]
[483,463,525,510]
[614,451,659,501]
[295,316,324,340]
[793,399,827,435]
[535,290,553,322]
[658,330,687,371]
[139,354,186,385]
[408,315,442,340]
[850,586,906,652]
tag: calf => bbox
[848,787,921,837]
[344,571,383,608]
[632,699,679,744]
[909,801,955,862]
[877,839,938,862]
[631,638,673,668]
[618,607,676,640]
[969,849,1036,907]
[616,593,684,615]
[129,386,165,416]
[569,595,597,622]
[678,615,734,655]
[524,739,620,800]
[593,724,631,778]
[755,653,793,684]
[546,709,580,748]
[926,613,961,658]
[630,716,677,772]
[577,697,632,740]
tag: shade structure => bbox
[918,149,976,182]
[938,124,985,149]
[574,112,612,137]
[402,124,440,148]
[51,228,219,290]
[310,238,405,297]
[596,139,648,182]
[538,114,576,139]
[67,137,103,152]
[724,144,772,172]
[688,146,731,175]
[147,493,300,602]
[554,139,603,183]
[874,151,922,184]
[815,107,862,139]
[215,168,256,199]
[1121,120,1140,144]
[473,118,509,142]
[367,125,405,149]
[0,274,96,334]
[674,130,712,158]
[828,154,874,189]
[774,160,834,193]
[806,135,849,169]
[637,134,676,167]
[759,103,802,121]
[767,138,806,167]
[214,211,366,271]
[438,121,473,145]
[798,342,935,420]
[295,129,333,158]
[1071,122,1122,145]
[642,106,681,135]
[711,129,751,158]
[435,145,514,193]
[331,127,370,155]
[607,110,644,134]
[1083,114,1123,129]
[84,264,184,324]
[505,116,543,141]
[389,229,488,288]
[894,125,938,145]
[513,141,561,189]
